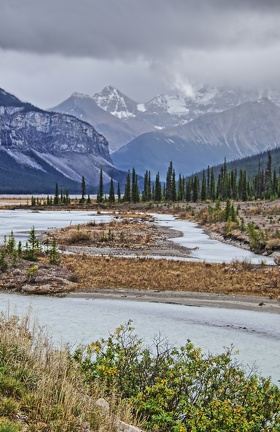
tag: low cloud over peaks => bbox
[1,0,280,106]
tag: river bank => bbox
[68,288,280,314]
[0,206,279,303]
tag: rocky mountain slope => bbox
[112,98,280,177]
[0,88,122,193]
[51,85,280,157]
[49,92,150,153]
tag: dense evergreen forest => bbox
[33,147,280,205]
[116,149,280,203]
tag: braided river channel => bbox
[0,209,279,383]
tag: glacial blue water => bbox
[0,292,279,384]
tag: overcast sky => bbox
[1,0,280,108]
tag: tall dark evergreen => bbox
[186,177,192,201]
[206,166,211,199]
[193,175,199,202]
[178,174,185,201]
[265,151,272,198]
[210,168,216,201]
[123,170,131,202]
[165,161,174,201]
[97,169,103,203]
[172,169,177,201]
[154,172,162,202]
[54,182,59,205]
[142,170,151,202]
[201,170,207,201]
[109,178,115,204]
[117,182,121,203]
[131,168,140,203]
[81,176,86,203]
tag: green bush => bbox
[73,321,280,432]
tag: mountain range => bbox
[1,84,280,192]
[50,85,280,177]
[0,88,122,193]
[112,98,280,177]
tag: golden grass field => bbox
[40,209,278,299]
[61,253,279,298]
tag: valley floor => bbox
[0,200,279,312]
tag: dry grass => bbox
[61,254,280,298]
[178,200,280,253]
[48,218,159,249]
[0,313,139,431]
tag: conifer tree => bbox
[210,168,216,201]
[193,175,199,202]
[172,170,177,201]
[131,168,140,203]
[178,174,184,201]
[123,170,131,202]
[165,161,174,201]
[201,170,207,201]
[186,177,192,202]
[81,176,86,203]
[142,170,151,201]
[97,169,103,203]
[117,182,121,203]
[154,172,162,202]
[109,178,115,204]
[207,165,211,199]
[54,183,59,205]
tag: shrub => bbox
[0,314,136,432]
[48,239,60,265]
[73,321,280,432]
[66,230,91,244]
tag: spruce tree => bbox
[178,174,184,201]
[97,169,103,203]
[123,170,131,202]
[54,183,59,205]
[131,168,140,203]
[154,172,162,202]
[165,161,173,201]
[81,176,86,203]
[193,175,199,202]
[210,168,216,201]
[117,182,121,203]
[172,170,177,201]
[109,178,115,204]
[201,170,207,201]
[186,177,192,202]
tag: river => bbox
[0,292,279,384]
[0,209,279,383]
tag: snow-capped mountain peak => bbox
[92,86,139,120]
[145,94,190,116]
[71,92,92,100]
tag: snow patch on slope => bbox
[2,148,46,172]
[137,104,146,112]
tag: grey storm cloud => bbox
[1,0,280,106]
[1,0,280,59]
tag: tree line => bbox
[33,150,280,206]
[117,151,280,203]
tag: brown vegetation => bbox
[61,254,280,298]
[177,199,280,253]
